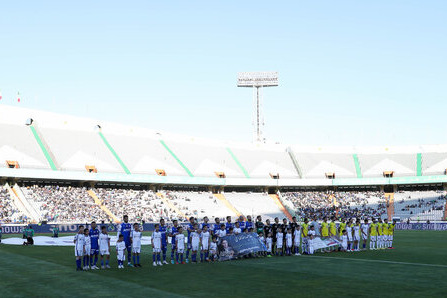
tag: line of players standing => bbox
[73,214,396,270]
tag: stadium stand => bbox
[228,145,299,179]
[98,133,185,176]
[281,191,388,220]
[161,191,235,220]
[1,105,447,224]
[38,127,125,173]
[21,185,110,223]
[421,147,447,176]
[161,140,244,178]
[93,188,177,223]
[293,152,357,179]
[393,191,446,221]
[223,192,286,220]
[356,147,417,177]
[2,183,447,224]
[0,123,51,170]
[0,185,27,223]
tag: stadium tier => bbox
[1,104,447,186]
[0,184,445,224]
[0,105,447,224]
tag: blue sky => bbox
[0,1,446,146]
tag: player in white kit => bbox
[175,226,186,264]
[307,226,316,255]
[116,234,126,269]
[209,235,218,261]
[345,219,353,252]
[190,223,201,263]
[285,228,293,256]
[233,222,242,235]
[130,223,142,267]
[341,230,348,251]
[361,219,370,250]
[152,224,163,266]
[353,220,361,252]
[216,224,226,238]
[265,233,273,256]
[276,227,284,256]
[200,225,210,262]
[83,228,91,270]
[74,225,85,271]
[293,225,301,256]
[99,226,111,269]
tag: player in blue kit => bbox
[237,215,246,232]
[225,216,233,233]
[212,218,221,236]
[117,215,133,267]
[186,217,195,263]
[169,219,180,264]
[159,218,169,264]
[89,221,100,269]
[245,215,254,232]
[201,216,210,230]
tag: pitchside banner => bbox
[395,223,447,231]
[311,237,341,250]
[218,233,266,261]
[0,223,183,234]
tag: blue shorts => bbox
[90,248,99,255]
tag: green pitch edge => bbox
[226,147,250,178]
[353,154,362,178]
[159,140,194,177]
[98,132,131,174]
[29,126,57,171]
[417,153,422,176]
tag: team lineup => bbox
[73,214,396,270]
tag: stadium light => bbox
[25,118,33,126]
[237,72,278,143]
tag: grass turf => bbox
[0,231,446,297]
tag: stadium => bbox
[1,104,447,297]
[1,2,447,298]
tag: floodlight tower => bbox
[237,72,278,143]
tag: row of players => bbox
[73,215,396,270]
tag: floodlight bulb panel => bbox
[237,72,279,87]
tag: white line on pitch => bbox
[308,255,447,268]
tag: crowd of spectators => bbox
[0,186,28,223]
[395,192,446,220]
[282,191,387,220]
[398,195,446,213]
[23,185,110,223]
[6,186,444,224]
[95,188,180,223]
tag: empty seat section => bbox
[0,123,49,169]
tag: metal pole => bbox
[257,86,260,142]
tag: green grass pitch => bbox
[0,231,446,297]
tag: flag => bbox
[17,92,20,102]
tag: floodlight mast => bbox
[237,72,278,143]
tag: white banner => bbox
[311,237,340,250]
